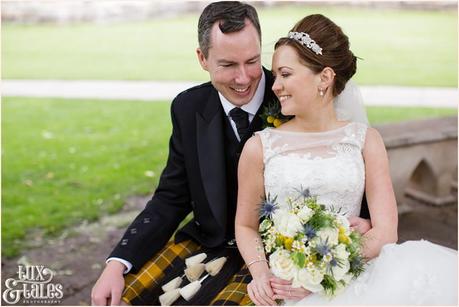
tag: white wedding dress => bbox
[256,123,458,305]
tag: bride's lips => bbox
[278,95,291,105]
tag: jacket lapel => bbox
[197,69,275,230]
[196,90,227,230]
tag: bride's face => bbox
[271,45,321,116]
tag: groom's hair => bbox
[198,1,261,58]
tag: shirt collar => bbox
[219,70,266,117]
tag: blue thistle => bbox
[326,256,345,277]
[315,239,331,256]
[259,194,279,219]
[294,186,312,200]
[303,224,316,239]
[330,257,338,267]
[350,256,363,271]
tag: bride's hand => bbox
[270,277,311,301]
[348,216,372,234]
[247,272,277,306]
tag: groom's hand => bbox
[91,261,126,306]
[349,216,372,235]
[270,277,311,301]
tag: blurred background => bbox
[1,0,457,305]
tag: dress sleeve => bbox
[354,122,369,151]
[254,128,272,165]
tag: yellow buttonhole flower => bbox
[273,118,283,127]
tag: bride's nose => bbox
[272,77,283,93]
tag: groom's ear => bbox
[319,67,335,89]
[196,48,209,71]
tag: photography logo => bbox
[2,265,64,305]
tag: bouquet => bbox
[258,188,366,297]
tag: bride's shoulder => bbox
[240,134,264,163]
[362,127,385,155]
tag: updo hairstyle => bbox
[275,14,357,97]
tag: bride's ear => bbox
[318,67,336,93]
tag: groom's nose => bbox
[234,65,250,84]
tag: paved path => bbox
[2,80,458,108]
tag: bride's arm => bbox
[235,135,276,305]
[362,127,398,259]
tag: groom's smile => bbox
[230,85,251,98]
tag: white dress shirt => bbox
[219,71,265,141]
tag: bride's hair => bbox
[275,14,357,97]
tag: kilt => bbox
[122,240,254,305]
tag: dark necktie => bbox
[229,107,249,141]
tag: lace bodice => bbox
[256,122,367,217]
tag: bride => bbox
[234,14,457,305]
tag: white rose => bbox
[272,210,303,237]
[292,267,324,293]
[334,243,350,260]
[315,227,339,246]
[269,249,297,281]
[297,205,314,223]
[331,259,350,281]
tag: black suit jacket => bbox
[110,68,277,271]
[109,68,370,272]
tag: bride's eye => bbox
[281,72,291,78]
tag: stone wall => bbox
[375,116,458,212]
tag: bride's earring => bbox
[319,88,325,97]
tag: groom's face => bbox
[197,20,262,107]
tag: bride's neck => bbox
[290,104,339,132]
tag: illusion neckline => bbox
[268,122,353,135]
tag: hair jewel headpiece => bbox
[288,31,322,55]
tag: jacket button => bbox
[227,239,236,246]
[195,220,200,227]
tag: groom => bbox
[91,1,370,305]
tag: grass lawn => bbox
[2,5,457,87]
[367,106,457,124]
[2,97,171,257]
[1,96,456,257]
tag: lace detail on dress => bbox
[256,122,367,217]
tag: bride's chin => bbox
[280,108,293,116]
